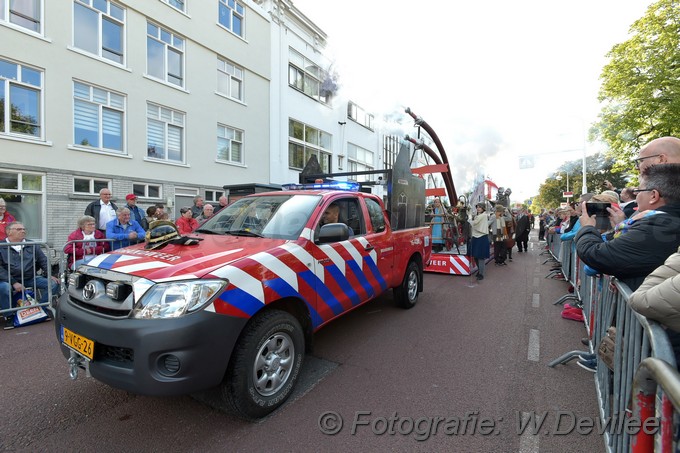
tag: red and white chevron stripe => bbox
[425,253,475,275]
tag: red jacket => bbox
[176,216,198,235]
[64,229,110,267]
[0,212,16,241]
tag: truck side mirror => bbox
[317,223,350,243]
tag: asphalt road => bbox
[0,233,603,452]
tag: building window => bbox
[146,22,184,87]
[348,102,374,130]
[1,0,41,33]
[218,0,244,37]
[73,0,125,64]
[205,190,223,202]
[217,124,243,164]
[147,103,185,163]
[73,81,125,152]
[347,143,374,182]
[0,58,42,138]
[288,49,332,105]
[288,119,331,172]
[73,177,110,195]
[217,57,243,101]
[132,183,161,199]
[0,170,44,239]
[161,0,185,13]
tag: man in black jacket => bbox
[0,222,59,329]
[575,163,680,291]
[515,208,531,252]
[84,188,118,234]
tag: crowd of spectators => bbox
[543,136,680,372]
[1,189,225,329]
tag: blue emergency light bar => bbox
[282,181,360,192]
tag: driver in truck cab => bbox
[320,202,353,236]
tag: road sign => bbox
[563,191,574,198]
[519,156,535,169]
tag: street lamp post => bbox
[557,172,571,204]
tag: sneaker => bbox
[578,353,596,361]
[577,358,597,372]
[476,274,484,280]
[581,337,589,346]
[3,317,14,330]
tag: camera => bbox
[586,202,611,216]
[586,202,611,230]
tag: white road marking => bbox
[528,329,540,362]
[532,293,540,308]
[518,411,540,453]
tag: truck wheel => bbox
[394,261,420,309]
[224,309,304,419]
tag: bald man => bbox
[634,136,680,172]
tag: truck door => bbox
[364,197,393,289]
[310,196,381,323]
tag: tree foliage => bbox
[592,0,680,169]
[532,153,626,210]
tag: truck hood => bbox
[83,234,289,281]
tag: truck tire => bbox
[394,261,420,309]
[223,309,304,420]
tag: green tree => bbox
[592,0,680,170]
[533,153,627,209]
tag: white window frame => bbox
[348,101,374,131]
[73,0,126,65]
[1,0,42,34]
[146,22,185,88]
[160,0,185,13]
[205,189,223,202]
[216,56,243,102]
[217,0,244,37]
[73,177,111,195]
[132,183,162,199]
[288,48,331,105]
[0,57,43,140]
[146,102,185,164]
[216,123,244,165]
[347,143,374,182]
[73,80,126,153]
[0,169,46,240]
[288,119,332,172]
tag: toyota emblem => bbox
[82,282,96,300]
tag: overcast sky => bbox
[293,0,654,202]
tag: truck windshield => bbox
[198,194,321,240]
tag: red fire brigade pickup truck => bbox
[55,179,431,419]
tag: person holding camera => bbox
[575,163,680,291]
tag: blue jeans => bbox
[0,277,58,313]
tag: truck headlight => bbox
[132,280,226,319]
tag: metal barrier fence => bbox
[0,241,57,319]
[59,238,116,285]
[546,233,680,452]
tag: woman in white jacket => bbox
[628,246,680,366]
[629,246,680,330]
[469,203,494,280]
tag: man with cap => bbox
[125,194,147,230]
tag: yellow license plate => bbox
[61,326,94,360]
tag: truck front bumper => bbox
[55,294,248,396]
